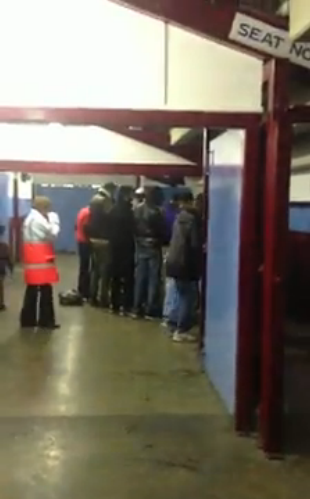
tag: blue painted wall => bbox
[204,166,243,414]
[289,206,310,233]
[35,185,97,252]
[18,199,32,218]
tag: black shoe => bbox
[90,299,99,308]
[111,308,120,315]
[130,309,144,319]
[38,323,60,330]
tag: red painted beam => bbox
[0,160,202,177]
[0,107,261,128]
[235,123,262,434]
[111,0,287,58]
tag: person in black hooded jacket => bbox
[109,186,135,314]
[165,191,201,342]
[133,186,166,318]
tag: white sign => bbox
[229,13,310,69]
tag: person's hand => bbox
[48,212,60,225]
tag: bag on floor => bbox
[59,289,84,306]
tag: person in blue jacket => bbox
[162,193,180,326]
[165,191,201,342]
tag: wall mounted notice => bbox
[229,13,310,69]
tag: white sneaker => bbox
[172,331,196,343]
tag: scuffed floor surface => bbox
[0,256,308,498]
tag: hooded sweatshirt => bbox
[165,208,201,281]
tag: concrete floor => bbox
[0,256,309,498]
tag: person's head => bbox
[33,196,51,215]
[134,187,145,205]
[118,186,133,206]
[98,186,110,199]
[178,190,194,210]
[144,186,161,207]
[195,193,203,214]
[151,186,164,207]
[90,195,103,215]
[103,182,117,200]
[170,192,180,208]
[90,193,112,214]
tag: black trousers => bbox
[110,263,134,312]
[20,284,55,327]
[90,243,111,307]
[77,242,91,299]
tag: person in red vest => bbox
[75,204,91,300]
[20,196,60,329]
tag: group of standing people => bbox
[76,185,203,342]
[76,186,135,313]
[0,184,203,342]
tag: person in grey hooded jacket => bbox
[165,191,201,342]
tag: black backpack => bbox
[59,289,84,307]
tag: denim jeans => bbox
[134,249,161,316]
[163,278,178,320]
[168,280,197,332]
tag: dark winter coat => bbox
[165,208,201,281]
[109,200,135,270]
[86,205,111,241]
[134,203,166,253]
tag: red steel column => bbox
[199,129,209,351]
[260,58,291,456]
[235,123,262,434]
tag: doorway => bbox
[0,107,262,435]
[284,112,310,456]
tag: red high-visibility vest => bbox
[23,241,59,285]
